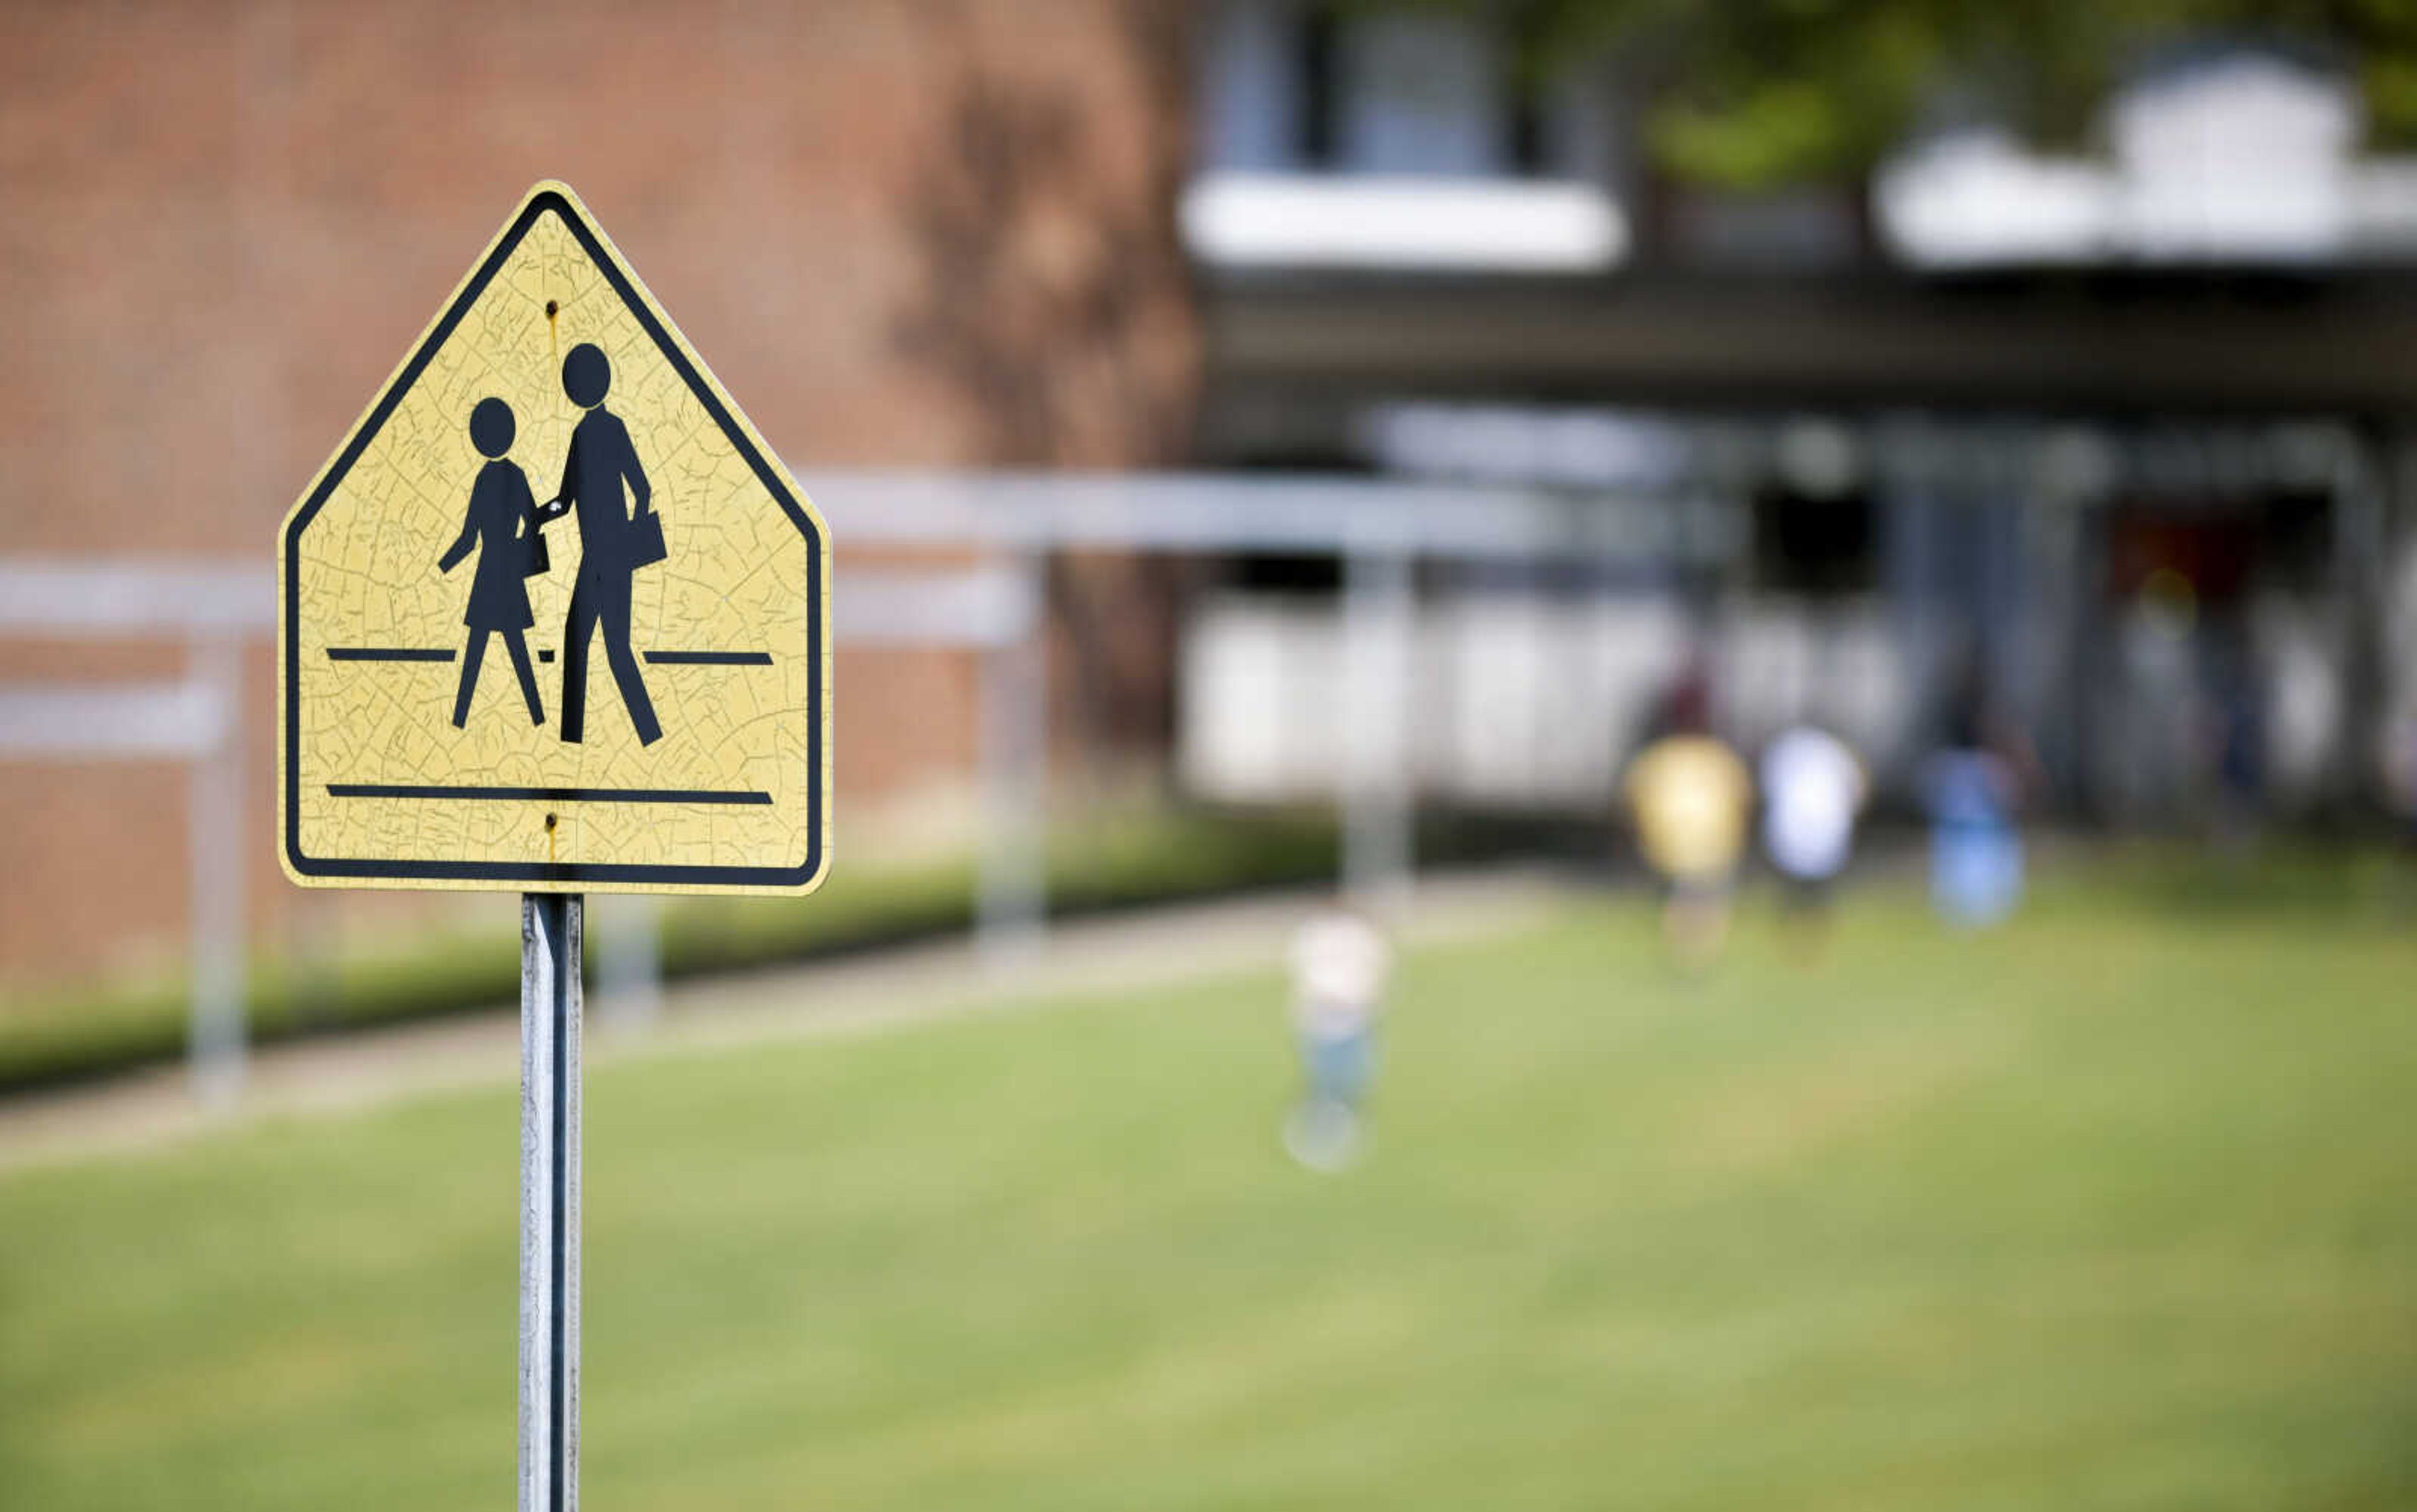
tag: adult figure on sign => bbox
[437,397,549,730]
[539,342,665,747]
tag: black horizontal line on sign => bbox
[327,647,454,662]
[328,784,773,806]
[643,650,773,666]
[538,649,555,663]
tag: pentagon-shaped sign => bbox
[279,181,830,894]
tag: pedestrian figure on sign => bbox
[1284,900,1390,1173]
[437,396,548,729]
[538,342,665,746]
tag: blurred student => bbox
[1623,676,1753,968]
[1926,677,2030,928]
[1285,900,1390,1173]
[1761,723,1866,939]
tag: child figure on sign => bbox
[437,396,548,729]
[1284,900,1391,1173]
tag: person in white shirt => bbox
[1760,725,1866,932]
[1285,902,1390,1171]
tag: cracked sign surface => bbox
[279,181,830,894]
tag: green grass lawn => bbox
[5,874,2416,1509]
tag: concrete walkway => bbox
[0,870,1569,1174]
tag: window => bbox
[1754,488,1878,595]
[1188,4,1628,273]
[1200,2,1607,181]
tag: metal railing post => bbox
[978,549,1048,964]
[594,894,663,1034]
[188,633,247,1109]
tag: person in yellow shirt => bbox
[1623,676,1753,968]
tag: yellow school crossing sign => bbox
[279,181,830,894]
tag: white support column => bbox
[1343,544,1414,911]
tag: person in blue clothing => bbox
[1926,675,2032,927]
[538,342,663,746]
[437,397,547,729]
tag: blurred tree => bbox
[1485,0,2417,188]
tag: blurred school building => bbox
[1176,4,2417,828]
[8,0,2417,993]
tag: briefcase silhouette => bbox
[521,511,551,577]
[626,507,668,569]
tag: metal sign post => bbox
[520,893,582,1512]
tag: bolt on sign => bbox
[279,181,830,894]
